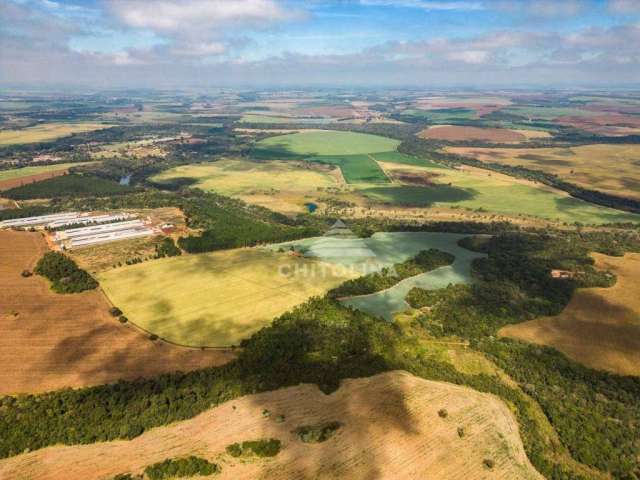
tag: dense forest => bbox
[34,251,98,293]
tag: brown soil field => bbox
[0,230,234,395]
[447,144,640,201]
[557,113,640,136]
[500,253,640,376]
[418,125,526,143]
[0,371,543,480]
[0,169,68,191]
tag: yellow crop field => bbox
[98,248,356,347]
[0,123,111,145]
[447,144,640,201]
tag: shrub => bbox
[438,409,448,418]
[21,270,32,278]
[34,252,97,294]
[144,456,220,479]
[483,458,495,469]
[149,334,159,341]
[457,427,465,438]
[294,422,342,443]
[118,315,128,324]
[154,237,181,258]
[225,439,281,458]
[109,307,123,317]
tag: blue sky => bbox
[2,0,640,87]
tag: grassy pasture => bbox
[98,248,356,347]
[256,130,400,156]
[400,108,478,122]
[0,163,82,182]
[151,159,339,213]
[500,253,640,376]
[306,154,389,183]
[364,161,640,224]
[0,123,111,145]
[447,144,640,201]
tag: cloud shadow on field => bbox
[361,185,476,207]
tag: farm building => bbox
[0,212,81,228]
[54,219,156,249]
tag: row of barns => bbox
[0,212,156,249]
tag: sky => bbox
[1,0,640,89]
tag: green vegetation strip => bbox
[144,456,220,479]
[225,439,281,458]
[294,422,342,443]
[329,249,454,298]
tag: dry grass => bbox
[0,123,110,145]
[0,230,234,395]
[418,125,526,143]
[98,247,357,347]
[447,144,640,201]
[0,371,542,480]
[500,253,640,376]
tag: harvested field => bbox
[98,248,356,347]
[557,113,640,136]
[0,230,233,395]
[418,125,526,143]
[447,144,640,201]
[0,163,88,191]
[0,371,542,480]
[500,253,640,376]
[0,123,110,145]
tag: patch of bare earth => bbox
[0,230,234,395]
[0,371,542,480]
[418,125,526,143]
[500,253,640,376]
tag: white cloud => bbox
[359,0,484,10]
[107,0,305,31]
[608,0,640,13]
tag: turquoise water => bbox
[305,202,318,213]
[269,231,487,321]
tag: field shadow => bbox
[362,185,476,207]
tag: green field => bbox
[370,151,446,168]
[239,114,331,124]
[365,161,640,225]
[256,130,400,156]
[98,248,356,347]
[0,163,87,182]
[400,108,478,122]
[254,130,398,184]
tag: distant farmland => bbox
[363,160,640,224]
[0,123,111,145]
[0,163,88,190]
[254,130,398,183]
[418,125,528,143]
[447,144,640,201]
[151,159,340,214]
